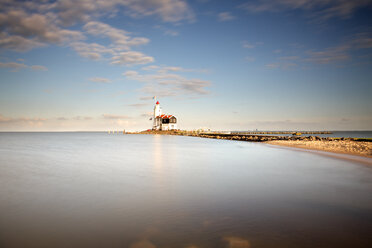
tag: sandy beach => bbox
[266,139,372,158]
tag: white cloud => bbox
[218,12,235,21]
[112,51,154,65]
[123,70,139,77]
[122,0,195,23]
[89,77,111,83]
[141,65,160,71]
[0,0,188,55]
[54,0,194,25]
[141,65,208,74]
[31,65,48,71]
[0,10,84,51]
[69,22,154,66]
[0,32,45,51]
[157,66,188,73]
[70,42,114,60]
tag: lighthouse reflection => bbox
[152,134,163,172]
[151,135,177,192]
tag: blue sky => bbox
[0,0,371,131]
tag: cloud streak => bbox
[218,12,235,21]
[83,21,149,50]
[239,0,372,21]
[265,32,372,68]
[89,77,111,83]
[112,51,154,66]
[123,68,211,98]
[306,45,350,64]
[0,61,27,69]
[71,42,115,60]
[0,61,47,71]
[102,114,131,119]
[30,65,48,71]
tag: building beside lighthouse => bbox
[153,101,177,130]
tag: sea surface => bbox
[0,132,372,248]
[313,131,372,138]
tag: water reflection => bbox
[223,237,251,248]
[129,239,156,248]
[152,134,163,172]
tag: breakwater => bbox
[134,130,372,157]
[136,130,371,142]
[231,131,332,135]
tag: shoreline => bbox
[133,130,372,160]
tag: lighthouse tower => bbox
[153,101,162,129]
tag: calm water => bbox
[315,131,372,138]
[0,132,372,248]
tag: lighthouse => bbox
[153,101,162,129]
[152,100,178,130]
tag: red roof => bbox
[156,114,175,119]
[156,101,159,104]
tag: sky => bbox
[0,0,371,131]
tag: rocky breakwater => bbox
[193,133,372,158]
[137,130,372,158]
[193,133,323,142]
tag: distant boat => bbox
[292,132,302,136]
